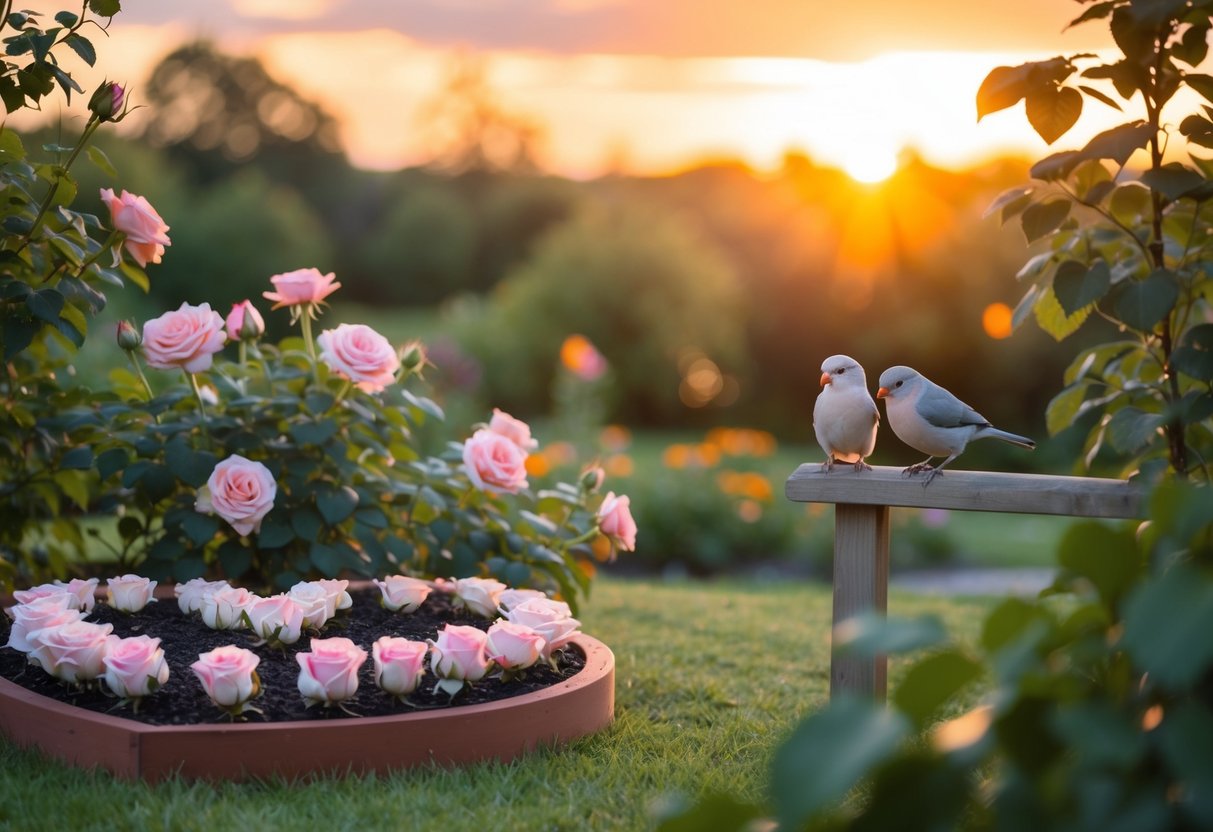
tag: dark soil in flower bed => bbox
[0,588,584,726]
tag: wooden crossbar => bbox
[784,464,1143,700]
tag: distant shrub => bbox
[455,202,747,423]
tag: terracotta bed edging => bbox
[0,635,614,782]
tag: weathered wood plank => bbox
[786,464,1142,519]
[831,504,890,700]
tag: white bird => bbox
[876,365,1035,486]
[813,354,879,472]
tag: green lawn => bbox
[0,577,994,832]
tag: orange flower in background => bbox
[704,427,777,457]
[604,453,634,478]
[559,334,608,381]
[716,471,773,502]
[600,425,632,452]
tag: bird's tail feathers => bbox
[982,427,1036,450]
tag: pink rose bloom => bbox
[429,624,491,684]
[100,188,170,267]
[174,578,230,615]
[287,581,333,629]
[196,455,277,537]
[12,579,98,612]
[225,300,265,342]
[106,574,158,613]
[316,323,400,393]
[598,491,638,553]
[244,594,305,645]
[372,636,428,697]
[497,587,547,612]
[462,429,529,494]
[102,635,170,700]
[5,594,83,653]
[55,577,101,612]
[313,578,352,615]
[488,408,539,451]
[372,575,432,613]
[262,268,341,309]
[191,645,261,714]
[503,597,581,661]
[449,576,507,618]
[200,586,257,630]
[27,620,114,684]
[141,302,227,373]
[296,637,367,706]
[486,620,545,671]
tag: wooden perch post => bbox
[784,465,1143,701]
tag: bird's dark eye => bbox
[895,380,903,388]
[836,368,845,374]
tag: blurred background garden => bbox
[10,0,1134,580]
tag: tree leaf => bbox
[771,697,912,829]
[1186,73,1213,105]
[1122,564,1213,690]
[1139,164,1205,201]
[1057,521,1143,608]
[1026,85,1083,144]
[87,0,121,17]
[1030,150,1082,181]
[1034,285,1091,341]
[1021,199,1071,242]
[1106,406,1165,454]
[1172,323,1213,382]
[1080,121,1153,167]
[1046,380,1092,436]
[983,185,1033,220]
[976,64,1031,120]
[217,540,252,579]
[892,650,983,729]
[1053,259,1111,316]
[1113,270,1178,332]
[59,446,93,470]
[834,612,948,657]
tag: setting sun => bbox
[842,148,898,183]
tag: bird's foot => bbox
[920,467,943,488]
[819,458,835,473]
[901,463,931,477]
[852,459,872,473]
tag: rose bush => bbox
[0,4,635,615]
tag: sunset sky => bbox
[43,0,1159,177]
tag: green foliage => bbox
[0,8,617,608]
[0,4,140,591]
[147,170,334,313]
[662,484,1213,832]
[71,308,610,606]
[980,0,1213,480]
[457,203,747,423]
[354,185,477,305]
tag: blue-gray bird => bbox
[876,365,1034,486]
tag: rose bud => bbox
[486,620,545,672]
[105,574,157,613]
[116,320,142,352]
[26,620,114,684]
[372,575,432,613]
[372,636,428,698]
[191,645,261,717]
[225,300,265,342]
[102,635,169,702]
[296,637,367,707]
[88,80,124,121]
[449,576,507,618]
[428,624,492,696]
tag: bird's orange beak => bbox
[819,372,831,387]
[876,387,889,399]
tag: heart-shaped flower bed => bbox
[0,579,614,780]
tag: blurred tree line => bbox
[46,41,1087,471]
